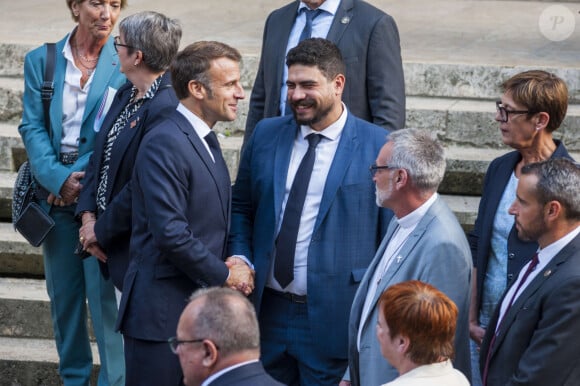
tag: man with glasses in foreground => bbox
[171,287,284,386]
[343,129,472,386]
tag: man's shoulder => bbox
[267,1,297,19]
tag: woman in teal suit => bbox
[18,1,127,384]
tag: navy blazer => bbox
[117,110,231,341]
[244,0,405,143]
[468,140,572,313]
[76,72,179,289]
[208,361,285,386]
[228,111,392,359]
[480,233,580,385]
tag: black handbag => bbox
[12,43,56,247]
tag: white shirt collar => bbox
[177,103,211,139]
[538,225,580,263]
[299,0,340,15]
[299,102,347,142]
[396,192,439,229]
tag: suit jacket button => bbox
[508,253,515,259]
[507,273,514,280]
[79,137,87,144]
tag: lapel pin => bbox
[396,255,403,263]
[341,16,350,24]
[544,269,552,277]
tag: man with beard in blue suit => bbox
[228,38,392,385]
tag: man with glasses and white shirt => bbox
[344,129,472,386]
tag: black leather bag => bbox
[12,43,56,247]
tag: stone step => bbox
[1,94,579,173]
[0,337,99,386]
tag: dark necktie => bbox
[283,8,322,116]
[274,133,322,288]
[204,131,225,164]
[299,8,322,43]
[481,253,540,385]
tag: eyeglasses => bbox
[496,100,534,123]
[113,35,137,52]
[369,163,395,177]
[168,337,204,354]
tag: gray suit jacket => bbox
[347,196,472,385]
[480,233,580,386]
[244,0,405,144]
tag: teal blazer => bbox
[18,33,126,203]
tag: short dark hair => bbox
[286,38,345,81]
[521,158,580,220]
[170,41,242,100]
[501,70,568,133]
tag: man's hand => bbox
[225,256,255,296]
[339,381,351,386]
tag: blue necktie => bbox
[274,133,322,288]
[299,8,322,43]
[204,131,225,164]
[284,8,322,116]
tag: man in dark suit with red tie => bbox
[480,158,580,386]
[116,41,254,386]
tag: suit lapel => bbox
[492,235,580,354]
[355,218,398,326]
[174,113,230,222]
[273,121,297,229]
[366,198,442,326]
[274,3,300,95]
[326,0,354,44]
[313,113,357,232]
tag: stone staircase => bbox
[1,0,579,384]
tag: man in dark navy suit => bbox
[117,41,254,386]
[174,287,285,386]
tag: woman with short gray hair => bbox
[76,11,181,294]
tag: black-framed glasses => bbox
[113,35,137,52]
[496,100,534,123]
[168,337,204,354]
[369,163,394,177]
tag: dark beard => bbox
[293,99,334,127]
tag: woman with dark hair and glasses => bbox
[468,70,574,386]
[76,11,181,294]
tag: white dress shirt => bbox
[268,104,348,295]
[496,224,580,330]
[176,103,214,161]
[279,0,340,114]
[61,31,92,152]
[358,193,439,349]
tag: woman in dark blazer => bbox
[76,11,181,292]
[468,70,574,386]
